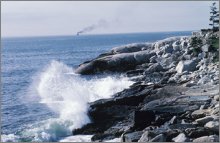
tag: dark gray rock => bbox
[185,127,211,138]
[133,110,156,130]
[123,131,143,142]
[141,95,210,114]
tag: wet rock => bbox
[172,133,188,142]
[196,116,214,125]
[204,121,219,132]
[193,135,219,142]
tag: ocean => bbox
[1,31,191,142]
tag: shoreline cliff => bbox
[73,30,219,142]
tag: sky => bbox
[1,1,219,37]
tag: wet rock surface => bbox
[73,31,219,142]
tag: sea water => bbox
[1,32,191,142]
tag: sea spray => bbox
[1,60,133,142]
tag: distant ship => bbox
[76,31,82,36]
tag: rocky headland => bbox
[73,31,219,142]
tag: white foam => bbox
[59,135,93,142]
[9,60,133,142]
[104,137,121,142]
[1,134,19,142]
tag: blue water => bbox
[1,31,191,142]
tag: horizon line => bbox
[1,29,196,39]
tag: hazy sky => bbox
[1,1,219,37]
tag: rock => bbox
[165,129,180,142]
[198,52,206,59]
[133,110,156,130]
[196,116,214,125]
[201,44,209,52]
[172,133,188,142]
[176,60,198,73]
[75,50,155,74]
[169,116,177,124]
[214,95,219,101]
[126,69,144,77]
[154,36,184,49]
[162,45,173,53]
[145,63,164,73]
[142,95,210,114]
[123,131,143,142]
[191,110,206,119]
[172,41,181,51]
[204,121,219,132]
[162,53,171,58]
[185,127,210,138]
[181,41,188,49]
[193,135,219,142]
[183,54,192,60]
[138,131,157,142]
[198,75,212,85]
[149,134,166,142]
[111,43,152,54]
[169,123,196,130]
[150,55,157,63]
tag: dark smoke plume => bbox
[76,19,107,35]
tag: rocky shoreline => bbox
[73,31,219,142]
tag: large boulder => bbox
[75,51,155,74]
[176,59,198,73]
